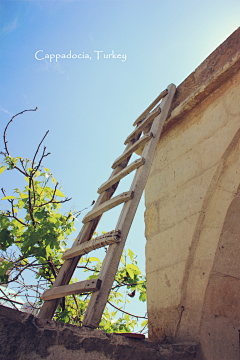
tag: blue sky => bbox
[0,0,240,326]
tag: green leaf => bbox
[45,245,52,257]
[141,319,148,327]
[126,265,134,279]
[128,248,135,262]
[127,264,140,273]
[0,166,5,175]
[55,189,65,197]
[88,257,101,263]
[1,196,17,200]
[121,255,125,265]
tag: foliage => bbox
[0,108,148,334]
[53,245,147,333]
[0,108,74,289]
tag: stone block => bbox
[224,74,240,116]
[204,273,240,320]
[199,312,240,360]
[147,261,186,310]
[203,188,234,229]
[153,94,228,175]
[0,305,198,360]
[184,262,213,313]
[145,148,203,205]
[197,114,240,171]
[148,304,184,344]
[145,213,199,273]
[157,166,217,232]
[144,203,159,238]
[193,226,222,263]
[212,231,240,279]
[175,308,202,343]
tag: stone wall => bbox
[0,305,198,360]
[145,27,240,360]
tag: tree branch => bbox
[0,188,28,226]
[3,107,38,156]
[107,301,148,319]
[33,146,51,174]
[35,181,71,208]
[0,287,19,310]
[32,131,49,169]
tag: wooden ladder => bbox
[38,83,176,328]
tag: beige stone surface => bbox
[148,305,184,344]
[175,309,202,342]
[150,65,240,178]
[203,188,235,229]
[204,273,240,319]
[145,30,240,360]
[212,231,240,279]
[199,313,240,360]
[147,261,186,310]
[144,203,159,238]
[157,166,217,232]
[145,148,203,204]
[192,226,222,262]
[146,213,199,273]
[184,262,213,313]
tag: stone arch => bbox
[175,126,240,358]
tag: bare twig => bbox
[1,188,28,226]
[107,301,148,319]
[6,260,38,284]
[32,131,49,168]
[0,287,19,310]
[35,182,71,208]
[33,146,51,174]
[72,294,79,310]
[3,107,38,156]
[28,177,36,228]
[3,108,38,176]
[76,265,97,272]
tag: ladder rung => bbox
[124,107,161,145]
[112,132,152,169]
[98,158,145,194]
[133,89,168,126]
[82,191,134,224]
[41,279,102,301]
[62,230,121,260]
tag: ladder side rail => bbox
[37,133,142,320]
[82,84,176,328]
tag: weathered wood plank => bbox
[37,134,141,320]
[83,84,176,328]
[62,230,121,260]
[124,107,161,145]
[132,89,168,126]
[82,191,134,224]
[112,133,152,169]
[98,158,145,194]
[41,279,102,301]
